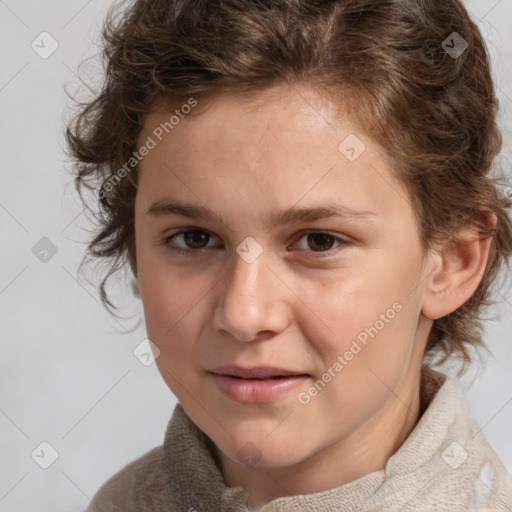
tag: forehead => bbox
[142,83,361,149]
[136,84,413,227]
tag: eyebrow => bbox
[145,198,378,227]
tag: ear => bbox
[421,213,496,320]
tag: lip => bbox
[209,365,310,404]
[211,365,308,379]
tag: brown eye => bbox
[163,229,216,252]
[182,230,210,249]
[293,230,348,257]
[306,232,336,252]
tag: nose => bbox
[211,246,291,342]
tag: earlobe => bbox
[421,214,496,320]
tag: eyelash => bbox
[161,228,349,258]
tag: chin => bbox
[218,434,309,471]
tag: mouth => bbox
[209,365,310,404]
[210,365,310,379]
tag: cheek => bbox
[138,259,192,343]
[137,259,215,371]
[140,273,204,395]
[296,256,421,368]
[137,237,204,325]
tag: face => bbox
[134,84,433,474]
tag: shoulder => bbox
[85,445,171,512]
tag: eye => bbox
[163,229,219,254]
[292,230,348,257]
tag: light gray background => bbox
[1,1,511,511]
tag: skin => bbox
[133,83,493,507]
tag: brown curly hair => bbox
[65,0,512,370]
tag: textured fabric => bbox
[85,369,512,511]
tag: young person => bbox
[66,0,512,509]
